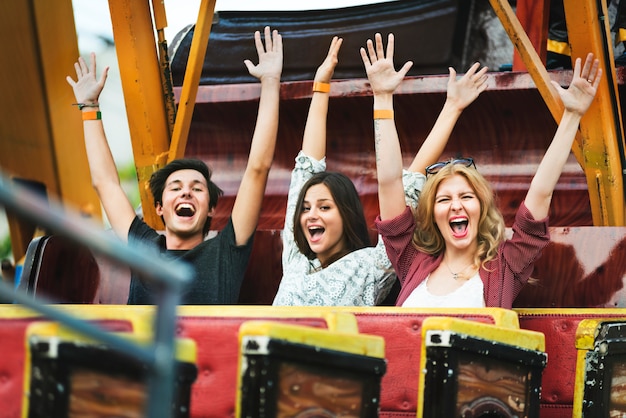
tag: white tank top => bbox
[402,272,485,308]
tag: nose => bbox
[307,207,319,219]
[450,197,463,210]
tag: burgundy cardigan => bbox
[375,202,550,308]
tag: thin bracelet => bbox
[82,110,102,121]
[72,102,100,110]
[373,109,394,119]
[312,81,331,93]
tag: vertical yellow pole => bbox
[151,0,177,137]
[107,0,171,230]
[168,0,217,162]
[564,0,626,226]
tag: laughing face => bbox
[433,174,481,252]
[156,169,212,247]
[300,183,348,266]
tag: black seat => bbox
[16,235,101,303]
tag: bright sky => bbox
[73,0,392,51]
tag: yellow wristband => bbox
[373,109,394,119]
[312,81,331,93]
[82,110,101,121]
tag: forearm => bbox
[247,77,281,173]
[81,108,122,193]
[374,93,407,219]
[526,110,582,219]
[232,76,280,242]
[301,90,329,160]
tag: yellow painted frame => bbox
[235,318,385,418]
[416,316,545,418]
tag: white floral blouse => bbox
[272,151,426,306]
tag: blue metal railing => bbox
[0,171,193,418]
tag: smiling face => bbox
[155,169,212,248]
[433,174,481,253]
[299,183,348,266]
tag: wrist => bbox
[441,99,464,117]
[260,75,281,85]
[82,110,102,121]
[373,94,394,109]
[373,109,394,119]
[312,81,331,93]
[73,102,100,110]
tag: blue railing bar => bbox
[0,172,193,289]
[0,280,155,365]
[147,279,182,418]
[0,169,191,418]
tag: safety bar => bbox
[0,171,193,418]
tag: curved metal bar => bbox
[0,169,193,418]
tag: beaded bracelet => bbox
[72,102,100,110]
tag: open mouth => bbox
[450,218,468,236]
[308,226,325,241]
[175,203,196,217]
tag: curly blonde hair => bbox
[412,163,505,269]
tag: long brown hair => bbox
[293,172,371,267]
[412,163,505,269]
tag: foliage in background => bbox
[118,162,141,209]
[0,234,11,261]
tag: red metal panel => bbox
[513,0,550,71]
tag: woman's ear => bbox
[155,202,163,216]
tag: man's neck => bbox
[165,233,204,250]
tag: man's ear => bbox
[207,207,216,218]
[155,202,163,216]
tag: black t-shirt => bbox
[126,216,254,305]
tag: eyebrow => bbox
[165,179,206,187]
[303,198,333,204]
[435,190,475,198]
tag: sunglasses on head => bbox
[425,157,476,176]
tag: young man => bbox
[66,27,283,304]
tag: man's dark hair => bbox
[293,172,371,267]
[149,159,223,234]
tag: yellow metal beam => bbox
[168,0,217,163]
[107,0,172,230]
[0,0,101,261]
[564,0,626,226]
[490,0,625,226]
[151,0,177,137]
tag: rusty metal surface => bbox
[514,226,626,308]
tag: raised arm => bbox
[301,36,343,160]
[231,27,283,245]
[407,62,488,173]
[360,33,412,220]
[524,53,601,219]
[66,53,136,241]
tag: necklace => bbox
[444,259,474,280]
